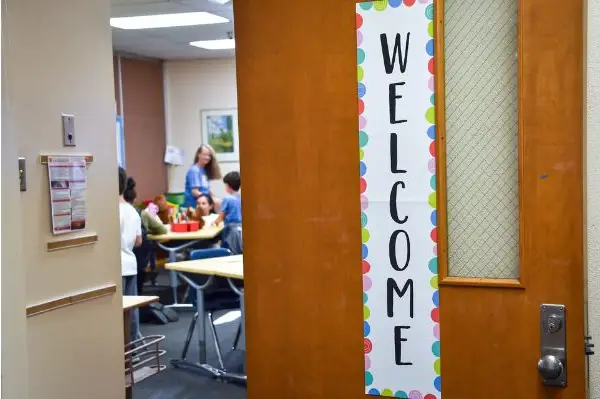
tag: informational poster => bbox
[48,156,88,234]
[357,1,439,397]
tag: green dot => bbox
[359,131,369,147]
[430,276,438,289]
[357,66,364,81]
[360,148,365,160]
[434,358,441,375]
[357,48,366,64]
[428,21,434,38]
[381,389,393,396]
[364,305,371,319]
[426,107,436,124]
[394,391,408,398]
[432,341,441,357]
[428,192,437,208]
[374,0,388,11]
[361,212,368,227]
[362,228,370,243]
[365,371,374,385]
[359,2,373,10]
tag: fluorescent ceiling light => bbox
[208,0,232,4]
[190,39,235,50]
[110,12,228,30]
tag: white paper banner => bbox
[357,1,439,397]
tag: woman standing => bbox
[183,144,222,209]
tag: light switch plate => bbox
[62,114,75,147]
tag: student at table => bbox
[213,171,243,254]
[119,168,142,341]
[187,193,219,227]
[184,144,222,210]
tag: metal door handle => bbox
[539,304,567,387]
[537,355,563,380]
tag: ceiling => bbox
[111,0,235,60]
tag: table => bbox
[148,226,223,308]
[123,295,159,399]
[165,255,245,383]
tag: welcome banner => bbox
[357,1,440,397]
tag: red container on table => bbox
[170,222,188,233]
[187,221,199,232]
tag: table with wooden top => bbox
[165,255,245,383]
[147,225,223,308]
[122,295,159,399]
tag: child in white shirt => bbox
[119,167,142,341]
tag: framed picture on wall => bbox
[200,109,240,163]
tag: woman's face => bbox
[198,147,212,167]
[197,196,212,216]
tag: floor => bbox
[132,287,246,399]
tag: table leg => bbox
[196,287,207,363]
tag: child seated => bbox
[213,171,242,254]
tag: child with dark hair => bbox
[213,171,243,254]
[123,176,137,204]
[119,167,142,341]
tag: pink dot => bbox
[434,323,440,339]
[363,275,372,290]
[428,159,436,173]
[365,355,371,370]
[359,116,367,130]
[433,245,437,256]
[428,76,434,91]
[409,391,423,399]
[361,195,369,210]
[357,31,363,46]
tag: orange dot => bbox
[428,57,435,74]
[429,140,435,156]
[360,177,367,193]
[356,13,363,29]
[430,227,437,242]
[362,260,371,273]
[404,0,416,5]
[358,99,365,115]
[431,307,439,323]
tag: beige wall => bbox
[164,58,239,198]
[2,0,124,398]
[587,0,600,397]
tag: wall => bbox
[164,58,239,198]
[115,56,168,201]
[2,0,124,398]
[587,0,600,397]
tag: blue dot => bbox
[368,388,380,395]
[430,93,435,105]
[432,290,439,306]
[430,209,437,225]
[362,244,369,259]
[389,0,402,7]
[427,125,436,139]
[364,321,371,336]
[426,39,434,56]
[430,175,436,190]
[358,83,366,98]
[428,258,438,273]
[360,161,367,176]
[434,376,441,392]
[363,292,368,304]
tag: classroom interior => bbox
[113,0,247,397]
[3,0,600,398]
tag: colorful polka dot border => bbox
[359,1,439,397]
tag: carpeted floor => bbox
[132,298,246,399]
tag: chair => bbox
[180,248,242,369]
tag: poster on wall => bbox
[200,109,240,163]
[47,156,88,235]
[357,0,439,397]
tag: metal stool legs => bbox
[181,311,199,360]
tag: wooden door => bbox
[234,0,585,397]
